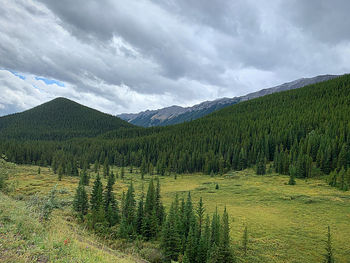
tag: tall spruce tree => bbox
[256,152,266,175]
[104,172,119,227]
[80,167,89,186]
[242,225,248,256]
[324,226,334,263]
[90,173,105,227]
[161,200,181,263]
[103,158,109,178]
[73,182,89,220]
[288,165,297,185]
[119,181,136,239]
[136,192,144,235]
[155,177,165,226]
[142,178,158,240]
[197,197,205,236]
[218,207,235,263]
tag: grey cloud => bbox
[0,0,350,116]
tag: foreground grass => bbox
[0,171,142,262]
[4,164,350,262]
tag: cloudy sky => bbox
[1,0,350,116]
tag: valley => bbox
[1,163,350,262]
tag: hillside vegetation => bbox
[1,75,350,186]
[0,97,134,140]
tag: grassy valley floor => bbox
[1,164,350,262]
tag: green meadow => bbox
[2,164,350,262]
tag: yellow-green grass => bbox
[4,165,350,262]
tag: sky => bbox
[1,0,350,116]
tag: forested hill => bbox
[0,97,134,140]
[1,75,350,183]
[118,74,337,127]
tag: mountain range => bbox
[118,74,338,127]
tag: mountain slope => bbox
[0,97,134,140]
[118,74,338,127]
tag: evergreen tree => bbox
[208,242,220,263]
[136,193,144,235]
[197,197,205,236]
[38,167,41,175]
[218,207,235,263]
[256,152,266,175]
[197,215,210,263]
[141,158,147,179]
[210,207,220,246]
[288,165,297,185]
[94,159,99,173]
[142,178,158,240]
[80,168,89,186]
[119,181,136,239]
[104,172,119,227]
[58,164,64,181]
[242,225,248,256]
[324,226,334,263]
[161,201,181,263]
[90,173,105,227]
[103,158,109,178]
[184,223,198,263]
[73,182,89,220]
[155,177,165,226]
[184,192,194,239]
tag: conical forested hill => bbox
[0,97,134,140]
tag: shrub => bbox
[140,247,163,263]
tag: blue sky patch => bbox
[35,76,65,87]
[9,70,26,80]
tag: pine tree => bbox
[184,223,198,263]
[218,207,235,263]
[324,226,334,263]
[58,163,64,181]
[104,172,119,227]
[242,225,248,256]
[256,152,266,175]
[337,144,348,170]
[80,168,89,186]
[184,192,194,239]
[94,159,99,173]
[155,177,165,226]
[288,165,296,185]
[136,193,144,235]
[119,181,136,239]
[208,242,220,263]
[103,158,109,178]
[73,182,89,220]
[197,215,210,263]
[339,167,347,191]
[38,167,41,175]
[90,173,105,227]
[141,158,147,179]
[210,207,220,246]
[142,178,157,240]
[197,197,205,236]
[161,201,181,262]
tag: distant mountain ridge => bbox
[118,74,338,127]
